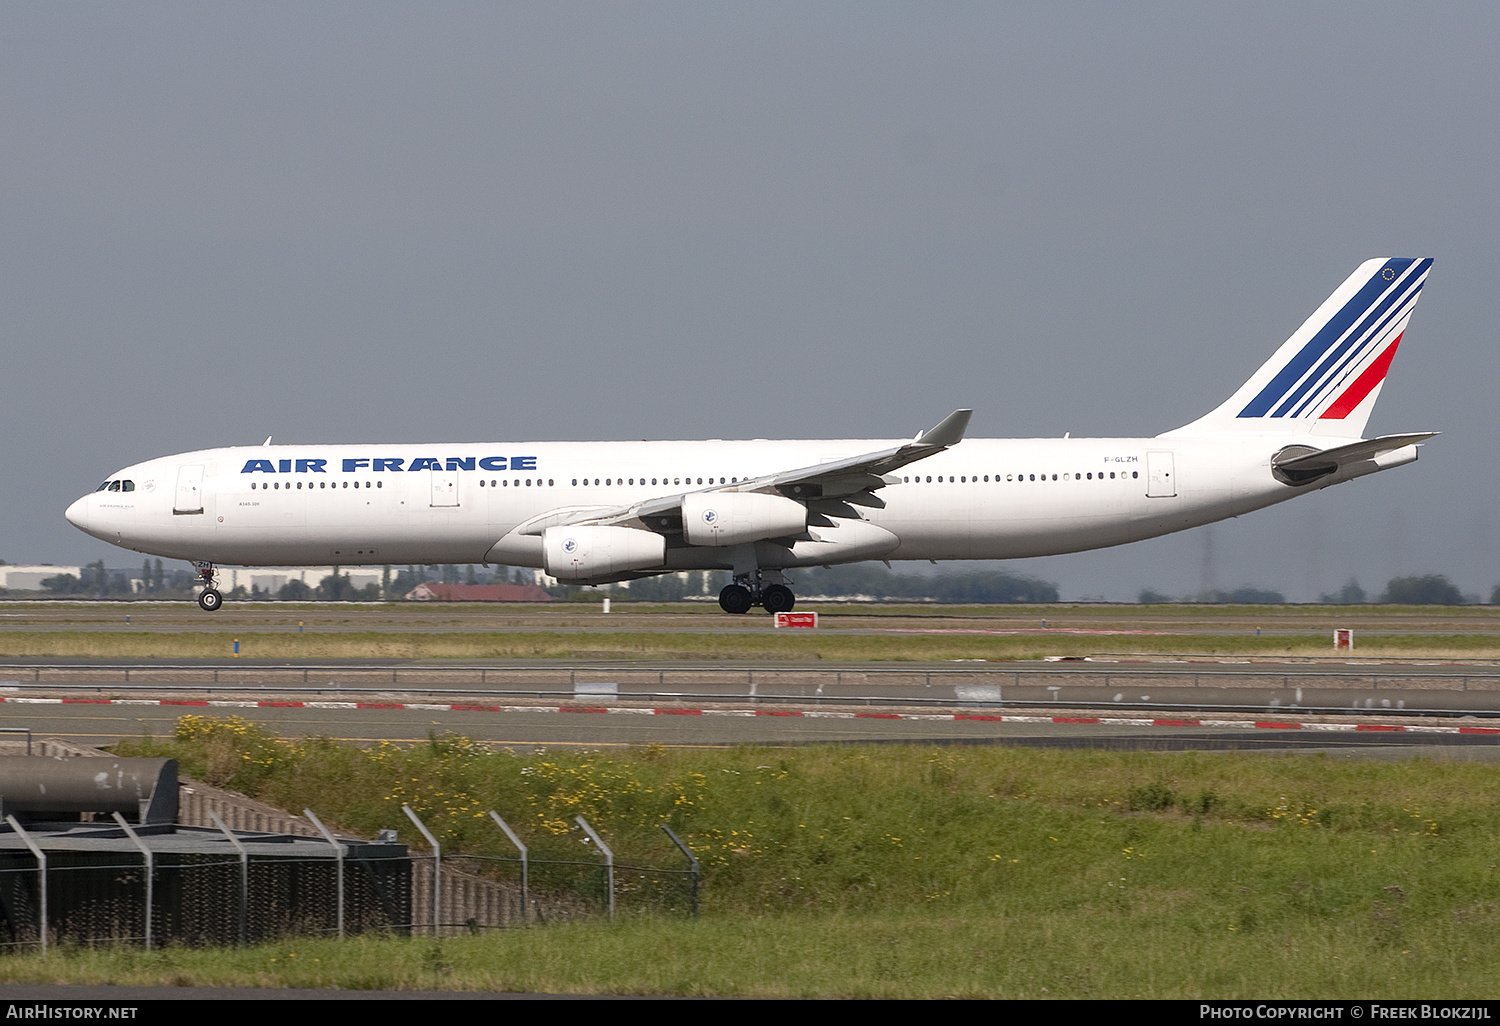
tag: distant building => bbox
[405,583,554,603]
[0,565,83,590]
[214,566,385,594]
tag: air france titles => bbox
[239,456,537,474]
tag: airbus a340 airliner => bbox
[66,258,1435,614]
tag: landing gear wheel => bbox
[197,588,223,612]
[761,584,795,614]
[719,584,754,614]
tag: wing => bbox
[510,409,972,538]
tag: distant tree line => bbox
[1138,573,1489,606]
[792,564,1059,603]
[1316,575,1476,605]
[13,558,1500,606]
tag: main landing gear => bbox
[193,561,223,612]
[718,573,796,615]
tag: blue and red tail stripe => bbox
[1238,258,1432,420]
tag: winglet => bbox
[916,409,972,448]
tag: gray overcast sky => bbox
[4,2,1497,601]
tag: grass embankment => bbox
[2,629,1499,661]
[2,718,1497,997]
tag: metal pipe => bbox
[661,825,700,918]
[487,812,528,926]
[304,809,345,939]
[6,816,46,952]
[207,810,248,945]
[403,805,441,937]
[574,816,614,919]
[111,812,153,950]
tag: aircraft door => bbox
[173,465,205,514]
[431,471,459,507]
[1146,451,1177,498]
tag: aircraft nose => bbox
[64,495,90,531]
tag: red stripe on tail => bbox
[1320,334,1402,419]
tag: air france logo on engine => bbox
[239,456,538,474]
[562,538,578,554]
[702,509,719,525]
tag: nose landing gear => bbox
[193,561,223,612]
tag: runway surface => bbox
[5,678,1499,759]
[7,658,1500,717]
[6,600,1500,640]
[6,604,1500,755]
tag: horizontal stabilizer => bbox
[1271,432,1437,472]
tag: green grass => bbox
[4,909,1500,997]
[0,718,1478,995]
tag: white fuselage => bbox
[64,434,1412,573]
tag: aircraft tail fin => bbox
[1162,258,1433,438]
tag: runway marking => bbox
[0,694,1493,736]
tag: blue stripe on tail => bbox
[1238,258,1426,418]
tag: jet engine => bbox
[542,525,666,581]
[681,492,808,547]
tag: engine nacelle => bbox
[682,492,808,547]
[542,525,666,581]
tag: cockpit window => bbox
[96,481,111,492]
[108,481,121,492]
[121,480,134,492]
